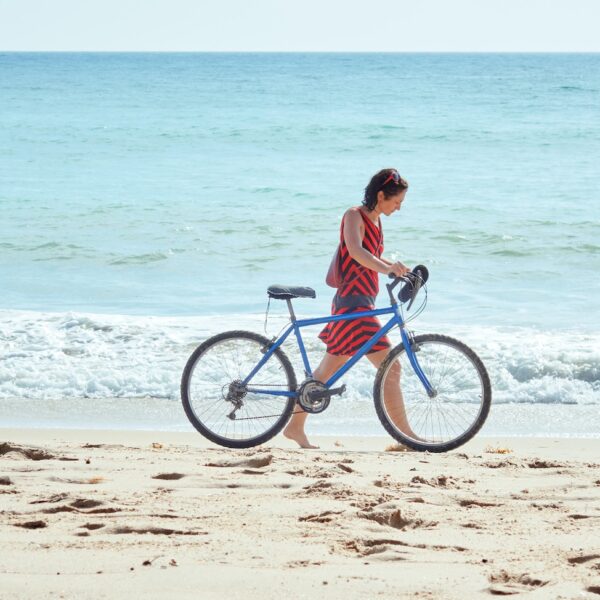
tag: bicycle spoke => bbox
[182,332,295,445]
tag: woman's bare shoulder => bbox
[343,206,363,222]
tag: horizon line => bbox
[1,50,600,54]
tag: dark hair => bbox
[362,168,409,211]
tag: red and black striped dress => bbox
[318,209,391,356]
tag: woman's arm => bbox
[343,210,410,277]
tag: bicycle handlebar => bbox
[386,265,429,309]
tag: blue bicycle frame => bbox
[242,300,435,398]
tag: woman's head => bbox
[363,168,409,215]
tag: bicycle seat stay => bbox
[267,285,316,300]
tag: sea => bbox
[1,52,599,437]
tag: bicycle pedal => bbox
[309,384,346,401]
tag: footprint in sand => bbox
[152,473,186,480]
[487,571,549,595]
[0,443,56,461]
[286,560,325,568]
[30,493,69,505]
[461,522,485,529]
[483,459,519,469]
[14,520,47,529]
[587,586,600,595]
[567,554,600,565]
[527,459,566,469]
[337,463,354,474]
[299,510,345,524]
[343,538,410,557]
[360,506,437,531]
[41,498,121,515]
[301,480,332,492]
[411,475,472,488]
[111,526,207,536]
[410,475,458,487]
[350,494,394,511]
[42,505,79,514]
[70,499,103,509]
[407,496,425,503]
[299,480,355,500]
[206,454,273,469]
[284,468,305,476]
[344,537,466,558]
[459,499,502,508]
[80,523,105,531]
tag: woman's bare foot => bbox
[283,425,319,449]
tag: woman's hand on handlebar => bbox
[387,262,411,278]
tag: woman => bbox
[283,168,412,449]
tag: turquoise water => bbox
[1,53,599,429]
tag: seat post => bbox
[285,299,297,322]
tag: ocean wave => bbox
[0,311,598,409]
[250,186,287,195]
[108,252,170,265]
[574,244,600,254]
[0,241,97,261]
[490,249,532,257]
[557,85,598,92]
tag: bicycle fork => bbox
[400,327,437,398]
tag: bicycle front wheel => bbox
[181,330,297,448]
[373,334,491,452]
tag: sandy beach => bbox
[0,429,599,599]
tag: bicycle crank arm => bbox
[308,384,346,401]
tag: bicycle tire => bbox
[373,333,491,452]
[181,330,297,449]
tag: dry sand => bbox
[1,429,599,599]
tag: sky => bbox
[0,0,599,52]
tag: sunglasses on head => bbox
[380,170,401,187]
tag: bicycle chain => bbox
[228,409,304,421]
[227,383,302,421]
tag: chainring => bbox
[297,378,330,414]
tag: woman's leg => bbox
[366,348,416,438]
[283,352,349,449]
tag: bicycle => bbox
[181,268,492,452]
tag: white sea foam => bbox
[1,310,598,409]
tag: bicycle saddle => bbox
[267,285,316,300]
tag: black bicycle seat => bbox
[398,265,429,308]
[267,285,316,300]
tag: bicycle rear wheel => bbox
[181,330,297,448]
[373,334,491,452]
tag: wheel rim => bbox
[379,340,486,447]
[186,337,293,443]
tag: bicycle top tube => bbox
[244,273,418,392]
